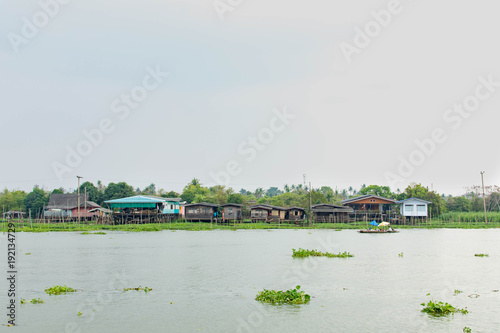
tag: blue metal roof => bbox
[104,195,166,204]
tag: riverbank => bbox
[1,219,499,232]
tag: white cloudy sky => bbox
[1,0,499,195]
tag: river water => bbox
[2,229,500,332]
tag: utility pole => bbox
[309,182,312,225]
[480,171,487,225]
[77,176,83,225]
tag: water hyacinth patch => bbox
[292,248,353,258]
[29,298,45,304]
[421,300,468,316]
[45,285,77,295]
[255,285,310,305]
[123,286,152,292]
[474,253,489,257]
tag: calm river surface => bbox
[2,229,500,332]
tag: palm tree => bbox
[254,188,264,199]
[191,178,201,186]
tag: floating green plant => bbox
[81,231,106,235]
[421,300,468,316]
[29,298,44,304]
[463,327,472,333]
[77,312,82,316]
[474,253,489,257]
[25,252,32,255]
[123,286,152,292]
[20,298,26,304]
[398,252,404,257]
[292,248,353,258]
[454,290,463,295]
[255,285,310,305]
[45,285,77,295]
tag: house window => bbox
[370,199,375,202]
[404,205,413,212]
[417,205,426,212]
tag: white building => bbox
[396,198,432,217]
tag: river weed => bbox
[123,286,152,292]
[255,285,310,305]
[421,300,468,316]
[45,285,77,295]
[292,248,353,258]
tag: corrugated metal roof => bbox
[46,193,85,209]
[341,195,396,204]
[395,198,433,204]
[104,195,166,204]
[184,202,219,208]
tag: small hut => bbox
[249,204,286,223]
[311,204,353,223]
[396,198,432,218]
[286,207,306,221]
[184,203,220,222]
[221,204,243,222]
[2,211,25,219]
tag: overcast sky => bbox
[1,0,499,195]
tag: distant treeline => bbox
[1,180,499,218]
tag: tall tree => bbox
[254,188,264,199]
[266,187,282,198]
[359,185,394,198]
[142,183,156,195]
[227,193,245,204]
[190,178,201,186]
[103,182,136,202]
[79,181,103,205]
[24,186,49,217]
[0,189,28,212]
[181,181,209,203]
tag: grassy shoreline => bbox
[1,219,499,232]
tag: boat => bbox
[358,229,399,233]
